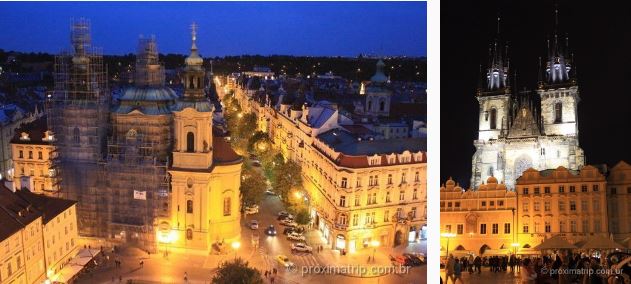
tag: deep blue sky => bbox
[0,1,426,57]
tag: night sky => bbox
[441,0,631,188]
[0,1,426,57]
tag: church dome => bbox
[119,86,178,102]
[445,178,456,187]
[370,59,388,83]
[486,176,498,184]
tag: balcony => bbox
[334,223,348,230]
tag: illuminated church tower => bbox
[163,24,242,251]
[471,14,584,190]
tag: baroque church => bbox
[50,20,242,253]
[471,16,585,190]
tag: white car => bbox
[244,206,259,215]
[280,219,298,227]
[291,243,313,253]
[276,255,295,269]
[249,220,259,230]
[277,211,289,216]
[287,232,306,242]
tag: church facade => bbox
[471,25,584,190]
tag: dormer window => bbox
[43,131,55,142]
[20,132,30,141]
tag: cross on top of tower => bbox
[191,22,197,43]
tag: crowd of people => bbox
[441,251,631,284]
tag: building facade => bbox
[159,25,242,252]
[11,117,58,194]
[605,161,631,243]
[515,166,608,248]
[440,177,517,256]
[0,185,78,284]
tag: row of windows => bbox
[440,199,506,208]
[18,150,44,160]
[183,197,232,216]
[340,172,422,188]
[521,184,600,195]
[444,223,511,235]
[522,220,602,233]
[338,189,419,207]
[522,200,601,212]
[340,207,417,226]
[609,187,631,195]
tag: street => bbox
[78,192,425,284]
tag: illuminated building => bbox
[160,24,243,252]
[440,177,517,256]
[515,166,608,248]
[605,161,631,243]
[470,15,584,190]
[233,60,427,251]
[11,117,59,194]
[0,184,78,284]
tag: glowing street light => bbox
[511,242,520,255]
[371,240,380,262]
[232,241,241,260]
[237,113,243,118]
[441,232,456,258]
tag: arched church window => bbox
[554,102,562,123]
[490,108,497,129]
[186,132,195,152]
[367,100,373,112]
[189,76,194,89]
[379,99,385,112]
[223,197,231,216]
[73,127,80,144]
[187,200,193,213]
[186,228,193,240]
[197,77,202,89]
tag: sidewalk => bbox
[304,230,426,278]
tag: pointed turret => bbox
[478,16,510,96]
[542,8,575,87]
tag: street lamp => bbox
[231,241,241,260]
[371,240,380,262]
[441,232,456,258]
[511,243,520,255]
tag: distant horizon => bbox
[0,2,426,57]
[0,48,427,59]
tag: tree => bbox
[240,168,267,207]
[248,131,271,153]
[272,159,302,204]
[212,258,263,284]
[295,208,312,226]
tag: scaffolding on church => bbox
[47,18,110,237]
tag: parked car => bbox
[252,161,262,167]
[390,255,408,266]
[277,214,294,221]
[402,253,422,266]
[276,255,295,268]
[283,227,295,235]
[291,243,313,253]
[265,225,277,236]
[249,220,259,230]
[287,232,306,242]
[265,188,276,195]
[279,219,298,227]
[278,211,289,216]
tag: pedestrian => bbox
[520,258,537,284]
[453,258,463,284]
[445,255,455,284]
[184,271,188,283]
[119,275,122,283]
[264,270,268,278]
[270,276,275,284]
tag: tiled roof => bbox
[14,189,76,224]
[0,184,42,240]
[11,116,51,145]
[212,136,242,165]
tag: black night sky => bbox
[441,1,631,188]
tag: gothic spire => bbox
[544,7,574,86]
[480,15,510,95]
